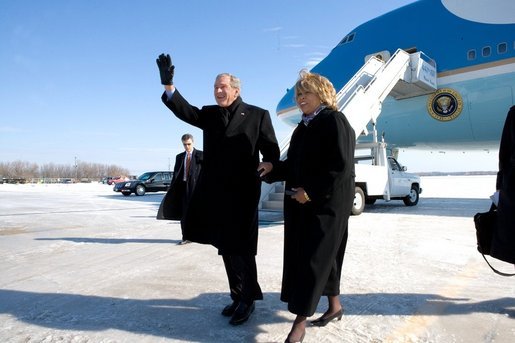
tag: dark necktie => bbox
[186,153,191,177]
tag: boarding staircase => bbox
[259,49,437,212]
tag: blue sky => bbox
[0,0,498,175]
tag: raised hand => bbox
[156,53,175,85]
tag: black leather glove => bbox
[156,53,175,85]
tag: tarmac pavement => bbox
[0,175,514,342]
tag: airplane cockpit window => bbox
[498,42,507,54]
[337,32,355,46]
[482,46,491,57]
[467,49,476,60]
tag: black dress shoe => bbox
[229,301,255,325]
[310,308,343,327]
[221,301,239,317]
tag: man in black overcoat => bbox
[157,133,203,245]
[156,53,280,325]
[491,105,515,265]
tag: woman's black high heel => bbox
[310,308,343,327]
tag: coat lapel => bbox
[226,102,248,134]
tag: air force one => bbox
[276,0,515,150]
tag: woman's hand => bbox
[291,187,311,204]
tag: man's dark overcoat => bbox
[491,105,515,264]
[268,108,355,316]
[160,90,279,255]
[157,148,203,220]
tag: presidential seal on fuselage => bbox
[427,88,463,121]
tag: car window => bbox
[139,173,152,181]
[154,173,162,181]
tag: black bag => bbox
[473,203,496,255]
[473,203,515,277]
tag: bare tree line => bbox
[0,160,130,182]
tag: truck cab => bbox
[352,141,422,215]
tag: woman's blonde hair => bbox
[294,70,337,110]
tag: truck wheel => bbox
[403,185,419,206]
[135,184,146,196]
[352,187,365,215]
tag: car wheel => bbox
[403,185,419,206]
[352,186,365,216]
[135,184,146,196]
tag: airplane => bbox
[276,0,515,151]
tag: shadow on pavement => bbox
[0,289,513,342]
[35,237,181,244]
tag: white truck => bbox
[352,139,422,215]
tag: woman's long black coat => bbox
[161,90,279,255]
[269,108,355,316]
[491,105,515,264]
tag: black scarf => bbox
[221,96,242,126]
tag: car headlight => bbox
[124,182,131,187]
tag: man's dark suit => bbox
[157,149,203,237]
[160,89,279,306]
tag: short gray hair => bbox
[216,73,241,90]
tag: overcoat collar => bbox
[225,97,248,133]
[298,107,331,127]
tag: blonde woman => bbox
[264,71,355,342]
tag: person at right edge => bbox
[491,105,515,267]
[262,71,355,343]
[155,53,280,326]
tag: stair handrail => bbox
[336,57,384,110]
[362,49,411,103]
[339,49,411,138]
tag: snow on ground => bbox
[0,175,514,343]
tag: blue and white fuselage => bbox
[276,0,515,149]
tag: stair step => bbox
[274,184,285,192]
[269,193,284,201]
[261,200,283,210]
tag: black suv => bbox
[113,171,173,196]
